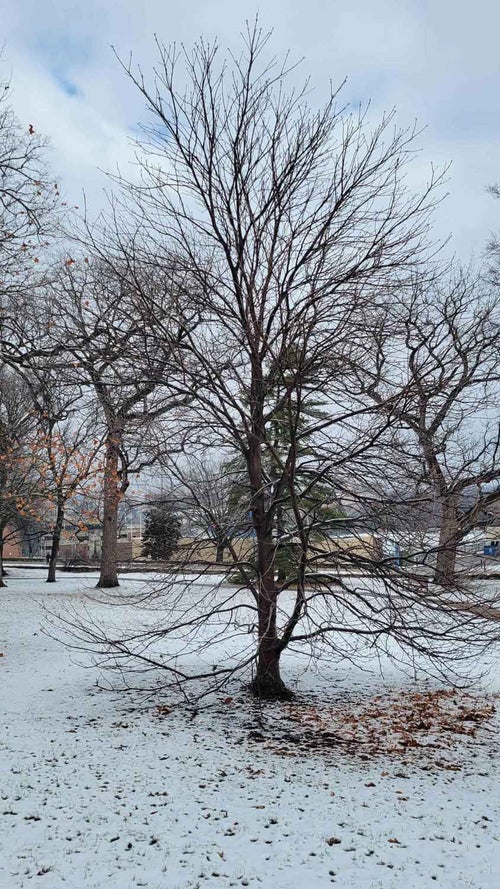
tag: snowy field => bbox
[1,567,499,889]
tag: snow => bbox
[1,567,499,889]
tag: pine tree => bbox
[142,504,181,561]
[226,346,345,584]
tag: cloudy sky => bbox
[2,0,499,259]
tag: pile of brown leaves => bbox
[259,688,497,764]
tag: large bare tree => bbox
[56,28,500,700]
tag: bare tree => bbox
[55,27,500,701]
[0,75,60,369]
[22,367,104,582]
[485,182,500,289]
[174,457,249,564]
[0,368,39,584]
[50,257,193,587]
[363,271,500,583]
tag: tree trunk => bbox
[215,538,225,564]
[434,499,460,585]
[0,529,6,587]
[47,499,64,583]
[97,425,125,588]
[250,596,292,699]
[247,424,292,700]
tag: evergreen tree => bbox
[142,503,181,561]
[227,346,345,584]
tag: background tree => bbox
[260,349,345,584]
[0,74,60,369]
[0,369,38,584]
[362,271,500,583]
[51,257,192,588]
[174,457,249,564]
[24,367,104,582]
[142,502,181,561]
[485,181,500,290]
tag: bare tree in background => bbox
[51,258,193,588]
[22,367,104,582]
[173,457,249,564]
[486,182,500,289]
[0,369,39,584]
[0,75,60,368]
[363,271,500,584]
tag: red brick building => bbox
[3,526,23,559]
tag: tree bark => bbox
[46,499,64,583]
[250,595,292,699]
[0,528,6,587]
[215,538,225,564]
[97,425,125,588]
[434,498,460,585]
[247,419,292,700]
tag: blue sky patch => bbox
[51,69,80,97]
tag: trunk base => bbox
[250,672,294,701]
[96,578,120,589]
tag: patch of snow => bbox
[0,568,499,888]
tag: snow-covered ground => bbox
[1,567,499,889]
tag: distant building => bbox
[3,526,23,558]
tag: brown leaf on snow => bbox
[155,706,172,716]
[257,688,497,768]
